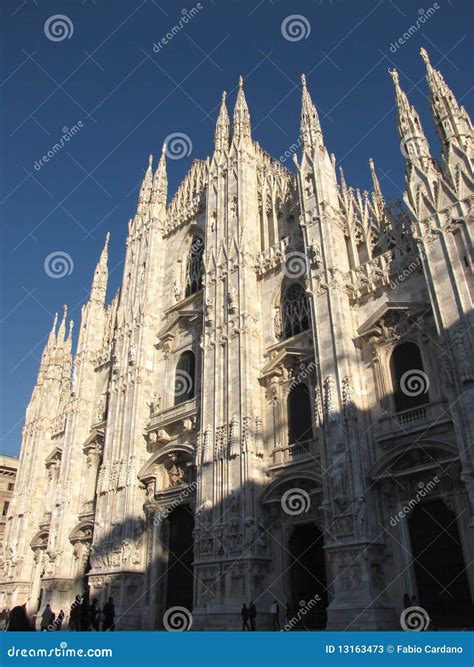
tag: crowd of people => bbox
[1,597,115,632]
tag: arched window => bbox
[185,236,204,297]
[281,283,310,340]
[174,351,196,405]
[287,383,313,444]
[390,342,429,412]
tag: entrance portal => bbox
[408,499,472,628]
[288,524,327,629]
[166,504,194,612]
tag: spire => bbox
[300,74,323,154]
[420,48,472,157]
[137,154,153,214]
[57,305,68,344]
[151,143,168,208]
[369,158,383,203]
[214,90,230,153]
[389,68,431,166]
[90,233,109,305]
[47,311,58,348]
[233,76,251,143]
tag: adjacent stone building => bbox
[0,455,19,556]
[1,50,472,630]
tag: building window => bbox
[287,383,313,444]
[174,351,196,405]
[390,342,430,412]
[8,482,14,491]
[281,283,310,340]
[2,501,9,517]
[185,236,204,297]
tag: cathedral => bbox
[1,49,473,631]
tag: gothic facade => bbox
[1,50,473,630]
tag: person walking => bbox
[101,597,115,631]
[271,600,280,631]
[68,596,82,631]
[248,601,257,631]
[6,605,35,631]
[40,604,54,631]
[52,610,64,631]
[241,603,250,631]
[90,599,101,631]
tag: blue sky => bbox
[0,0,472,457]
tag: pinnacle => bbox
[238,75,243,88]
[388,68,400,86]
[301,73,306,87]
[420,47,430,66]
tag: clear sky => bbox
[0,0,472,456]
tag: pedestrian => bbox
[241,603,250,631]
[271,600,280,631]
[248,601,257,631]
[52,610,64,631]
[403,592,411,609]
[90,599,101,631]
[40,604,54,631]
[101,597,115,631]
[68,596,82,631]
[7,605,35,631]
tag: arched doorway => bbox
[408,499,472,627]
[288,524,327,629]
[165,504,195,612]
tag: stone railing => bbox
[345,245,418,301]
[376,400,451,442]
[271,438,319,467]
[148,397,198,432]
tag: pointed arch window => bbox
[390,342,429,412]
[288,383,313,444]
[185,236,204,297]
[281,283,310,340]
[174,351,196,405]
